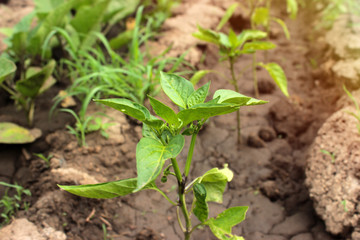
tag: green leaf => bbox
[70,0,111,49]
[15,60,56,98]
[287,0,298,19]
[34,0,63,16]
[228,29,238,49]
[0,28,14,37]
[273,18,290,40]
[160,72,194,109]
[59,178,157,199]
[0,58,16,84]
[148,96,179,127]
[205,206,248,240]
[135,134,184,191]
[213,89,268,106]
[178,102,239,126]
[109,29,133,50]
[258,63,289,97]
[29,0,80,55]
[104,0,139,26]
[237,30,267,47]
[219,33,231,48]
[251,7,269,27]
[25,67,56,95]
[0,122,42,144]
[187,82,210,108]
[193,25,220,45]
[216,3,239,31]
[196,165,233,203]
[95,98,150,122]
[190,70,212,86]
[243,41,276,51]
[193,183,209,223]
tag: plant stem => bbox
[28,99,35,126]
[184,133,197,177]
[253,53,259,98]
[171,157,192,239]
[179,191,191,240]
[229,57,241,145]
[171,158,182,184]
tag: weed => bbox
[33,152,53,168]
[0,182,31,226]
[320,149,336,164]
[59,72,267,240]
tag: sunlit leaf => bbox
[251,7,269,27]
[187,82,210,108]
[205,206,248,240]
[216,3,238,31]
[160,72,194,109]
[213,89,268,106]
[95,98,150,122]
[258,62,289,97]
[59,178,157,198]
[149,96,179,127]
[243,41,276,51]
[135,134,184,191]
[0,122,42,144]
[287,0,298,19]
[273,18,290,40]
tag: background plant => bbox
[0,182,31,226]
[193,21,288,144]
[59,72,268,240]
[0,57,56,126]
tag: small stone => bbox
[260,180,279,199]
[247,134,266,148]
[258,127,276,142]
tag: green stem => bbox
[0,83,17,96]
[184,133,197,177]
[28,99,35,127]
[229,58,241,145]
[253,53,259,98]
[180,191,191,239]
[171,158,182,184]
[171,157,192,239]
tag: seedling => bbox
[343,85,360,134]
[193,23,288,144]
[59,72,267,240]
[33,152,54,168]
[320,149,336,164]
[0,182,31,226]
[341,200,348,212]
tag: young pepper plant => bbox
[59,72,267,240]
[193,26,288,144]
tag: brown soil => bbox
[0,0,348,239]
